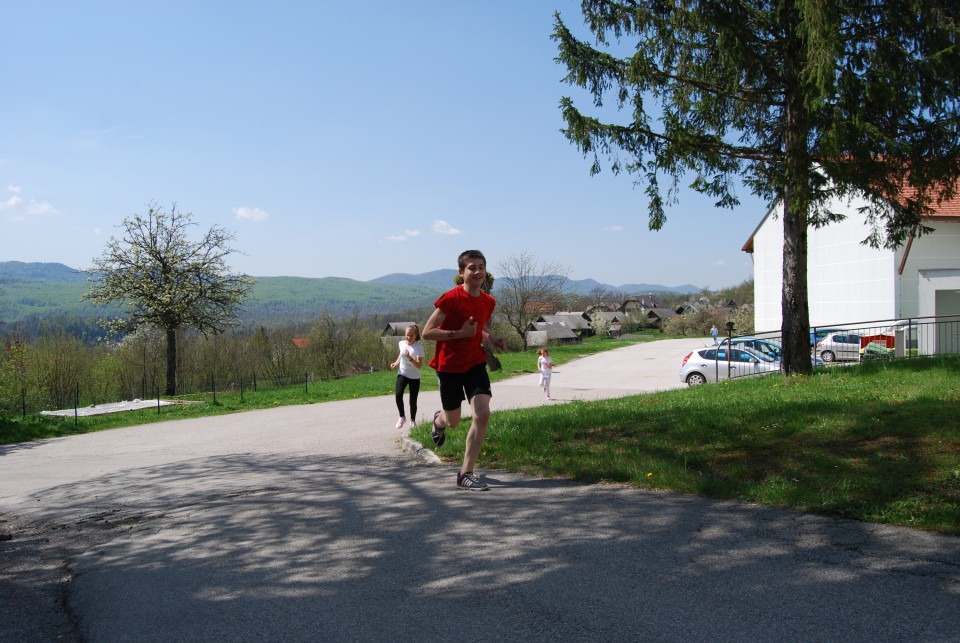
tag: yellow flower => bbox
[647,472,654,478]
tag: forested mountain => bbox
[0,261,701,339]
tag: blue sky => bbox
[1,1,768,290]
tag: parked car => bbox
[861,341,895,360]
[680,346,780,386]
[718,337,782,361]
[720,337,825,367]
[815,333,862,362]
[810,327,844,346]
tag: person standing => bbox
[390,324,424,429]
[537,347,553,399]
[422,249,506,491]
[711,324,719,344]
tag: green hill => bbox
[0,263,443,329]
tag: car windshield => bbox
[748,349,776,362]
[723,339,780,360]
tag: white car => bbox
[679,346,780,386]
[815,332,862,362]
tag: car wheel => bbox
[821,350,835,363]
[686,372,707,386]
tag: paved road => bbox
[2,338,958,642]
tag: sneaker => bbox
[431,410,445,447]
[456,471,489,491]
[395,417,405,429]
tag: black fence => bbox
[1,369,359,420]
[688,314,960,384]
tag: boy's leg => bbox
[461,393,491,474]
[437,406,462,429]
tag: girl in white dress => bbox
[537,347,553,399]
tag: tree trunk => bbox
[165,327,177,396]
[779,6,812,376]
[780,190,812,376]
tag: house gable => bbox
[744,189,960,333]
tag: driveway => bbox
[1,337,958,642]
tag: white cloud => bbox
[431,219,463,236]
[385,229,422,242]
[233,206,271,222]
[25,201,56,216]
[712,260,727,268]
[603,225,624,232]
[0,194,22,210]
[2,185,59,222]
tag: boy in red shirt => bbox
[422,250,506,491]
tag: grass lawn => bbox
[412,354,960,535]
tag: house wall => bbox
[752,206,784,333]
[895,220,960,319]
[752,196,897,333]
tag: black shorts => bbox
[437,362,492,411]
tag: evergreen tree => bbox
[553,0,960,373]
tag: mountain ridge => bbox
[1,261,701,295]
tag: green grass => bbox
[3,336,958,534]
[412,355,960,535]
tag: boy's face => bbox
[459,259,486,288]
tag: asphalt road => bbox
[2,337,958,642]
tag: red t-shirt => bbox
[428,286,496,373]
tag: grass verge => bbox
[412,355,960,534]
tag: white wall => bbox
[896,220,960,319]
[806,195,896,325]
[750,196,897,333]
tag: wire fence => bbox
[1,367,373,420]
[687,314,960,384]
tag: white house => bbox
[743,191,960,344]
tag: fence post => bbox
[21,387,26,418]
[304,372,308,394]
[75,382,79,428]
[240,376,244,403]
[253,372,257,392]
[211,374,217,405]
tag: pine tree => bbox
[553,0,960,373]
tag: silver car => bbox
[718,336,782,361]
[679,346,780,386]
[815,332,862,362]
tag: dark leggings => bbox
[395,375,420,422]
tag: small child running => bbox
[537,347,553,399]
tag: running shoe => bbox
[456,471,489,491]
[395,417,405,429]
[431,410,445,447]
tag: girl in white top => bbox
[390,324,425,429]
[537,347,553,399]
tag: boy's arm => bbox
[482,324,507,350]
[422,307,479,341]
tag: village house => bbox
[743,184,960,353]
